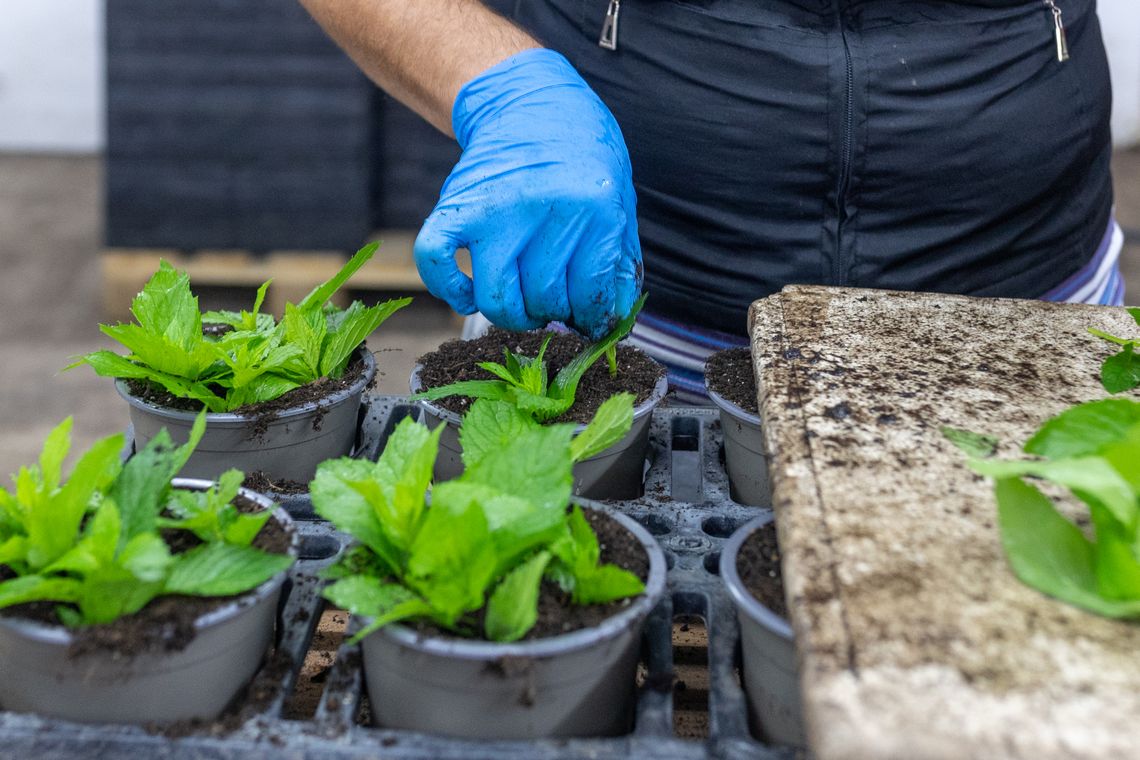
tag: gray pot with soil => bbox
[720,514,804,747]
[0,480,297,724]
[705,347,770,506]
[119,350,375,483]
[411,330,668,500]
[359,508,667,738]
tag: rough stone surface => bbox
[748,286,1140,760]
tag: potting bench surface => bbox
[750,286,1140,760]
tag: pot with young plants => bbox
[0,415,297,724]
[69,243,411,483]
[705,347,770,506]
[720,514,804,747]
[410,296,668,500]
[311,395,667,738]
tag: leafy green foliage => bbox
[412,294,647,423]
[312,395,645,644]
[0,414,294,626]
[940,426,999,458]
[1088,308,1140,393]
[968,399,1140,617]
[70,243,411,412]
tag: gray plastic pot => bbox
[117,350,375,482]
[706,386,770,507]
[0,479,296,724]
[410,367,668,500]
[720,514,804,747]
[359,508,667,738]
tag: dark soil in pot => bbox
[0,495,292,657]
[416,329,665,425]
[737,521,786,618]
[705,347,757,413]
[414,509,650,642]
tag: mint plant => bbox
[311,394,645,644]
[0,414,294,626]
[1088,307,1140,393]
[70,243,410,412]
[412,294,647,422]
[960,399,1140,618]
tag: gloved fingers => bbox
[469,238,546,332]
[614,205,643,322]
[565,203,626,341]
[517,211,584,327]
[414,211,476,316]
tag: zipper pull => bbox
[599,0,621,51]
[1043,0,1069,62]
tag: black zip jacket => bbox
[502,0,1113,334]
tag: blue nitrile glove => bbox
[413,48,642,340]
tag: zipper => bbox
[835,4,855,286]
[1043,0,1069,62]
[599,0,621,51]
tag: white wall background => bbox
[0,0,1134,152]
[0,0,104,152]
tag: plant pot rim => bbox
[114,349,377,425]
[408,364,669,432]
[0,478,297,646]
[720,514,793,639]
[704,385,761,426]
[369,506,666,659]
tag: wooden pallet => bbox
[101,231,470,321]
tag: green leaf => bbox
[1102,345,1140,394]
[367,419,442,551]
[571,564,645,605]
[485,550,551,642]
[406,496,496,625]
[940,426,1000,459]
[570,393,635,462]
[164,542,293,597]
[118,533,174,583]
[477,360,519,385]
[283,302,327,379]
[320,297,410,379]
[322,575,422,621]
[971,456,1138,529]
[995,478,1140,617]
[75,567,164,624]
[510,388,571,421]
[296,243,379,313]
[463,423,576,513]
[112,412,207,542]
[411,379,509,403]
[550,293,646,403]
[37,417,73,493]
[0,575,82,610]
[1025,399,1140,459]
[311,458,402,575]
[70,351,227,412]
[129,260,202,349]
[458,400,538,469]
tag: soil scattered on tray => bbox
[125,350,369,439]
[705,347,758,414]
[0,495,293,658]
[243,470,310,496]
[412,509,650,642]
[415,328,664,425]
[737,521,786,618]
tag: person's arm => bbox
[298,0,537,135]
[299,0,642,339]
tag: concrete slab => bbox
[750,286,1140,760]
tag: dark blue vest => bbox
[505,0,1113,333]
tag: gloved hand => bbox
[414,48,642,341]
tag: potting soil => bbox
[736,523,786,618]
[415,328,665,424]
[704,347,757,414]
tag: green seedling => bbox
[0,414,293,626]
[1088,307,1140,393]
[958,398,1140,618]
[70,243,411,412]
[311,394,644,644]
[412,294,647,422]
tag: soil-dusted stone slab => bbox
[748,285,1140,760]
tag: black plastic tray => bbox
[0,396,793,759]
